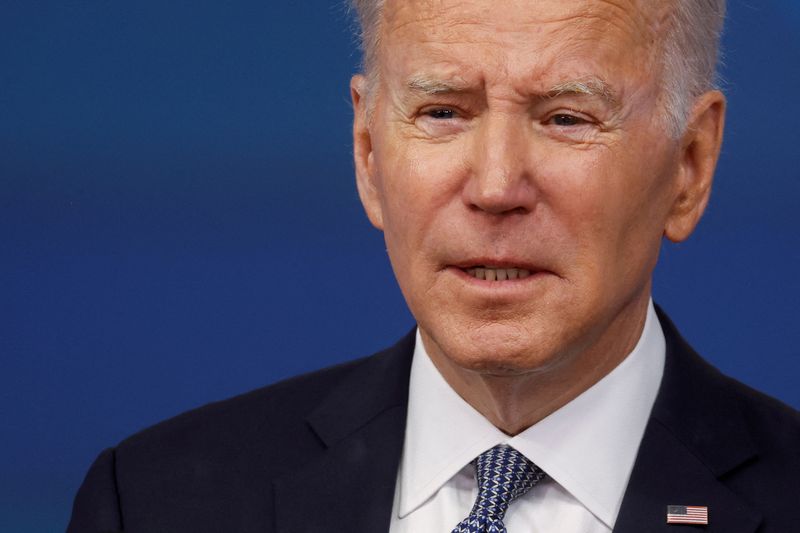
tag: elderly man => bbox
[68,0,800,532]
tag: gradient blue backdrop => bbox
[2,1,798,531]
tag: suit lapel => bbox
[273,312,766,532]
[272,331,415,533]
[614,310,762,532]
[613,419,761,532]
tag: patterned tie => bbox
[451,444,547,533]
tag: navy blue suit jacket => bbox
[67,310,800,532]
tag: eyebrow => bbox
[405,74,621,108]
[405,75,473,95]
[545,77,620,106]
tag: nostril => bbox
[462,169,537,216]
[467,203,529,216]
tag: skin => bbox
[351,0,725,435]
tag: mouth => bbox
[462,266,533,281]
[449,258,548,283]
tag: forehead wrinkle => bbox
[584,0,667,38]
[581,0,673,66]
[386,0,665,41]
[381,0,670,109]
[538,5,659,60]
[384,0,491,43]
[383,3,664,85]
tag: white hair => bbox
[348,0,726,137]
[660,0,727,136]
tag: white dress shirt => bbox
[389,300,666,532]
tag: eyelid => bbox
[414,104,471,138]
[419,105,463,119]
[544,109,596,125]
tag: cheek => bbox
[535,145,670,277]
[377,139,469,250]
[535,148,614,236]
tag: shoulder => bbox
[68,332,415,530]
[116,331,415,463]
[712,369,800,524]
[107,331,414,493]
[657,307,800,451]
[120,357,363,452]
[721,371,800,461]
[654,308,800,523]
[663,310,800,446]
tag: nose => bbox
[462,111,537,215]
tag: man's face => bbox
[353,0,713,376]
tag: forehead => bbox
[379,0,669,89]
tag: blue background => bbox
[1,1,798,531]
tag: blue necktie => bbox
[451,444,546,533]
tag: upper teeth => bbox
[466,267,531,281]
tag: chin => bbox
[427,320,568,376]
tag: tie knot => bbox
[451,445,546,532]
[472,445,546,519]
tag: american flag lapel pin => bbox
[666,505,709,525]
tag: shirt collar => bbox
[398,300,665,528]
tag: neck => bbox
[422,295,651,435]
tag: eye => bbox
[548,113,588,127]
[414,105,470,137]
[425,108,458,120]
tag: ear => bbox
[351,74,384,230]
[664,91,726,242]
[664,90,726,242]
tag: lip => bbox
[444,257,556,291]
[448,266,551,283]
[448,257,545,271]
